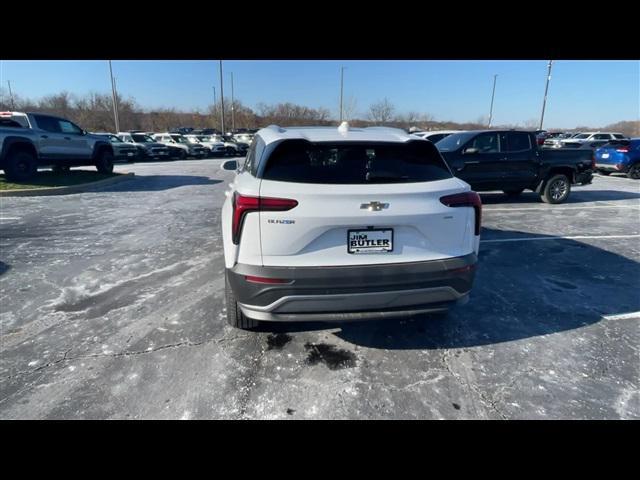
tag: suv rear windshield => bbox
[262,140,452,184]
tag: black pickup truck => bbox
[436,130,594,204]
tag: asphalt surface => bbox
[1,158,639,419]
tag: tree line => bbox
[0,89,637,137]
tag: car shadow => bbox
[480,189,640,205]
[95,175,222,192]
[254,228,639,350]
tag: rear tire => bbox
[503,188,524,197]
[3,150,38,182]
[627,164,640,179]
[225,273,259,330]
[95,150,114,174]
[541,174,571,204]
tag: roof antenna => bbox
[338,121,349,135]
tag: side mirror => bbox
[222,159,238,171]
[463,147,479,155]
[82,130,88,136]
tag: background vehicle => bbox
[153,133,207,159]
[436,130,594,204]
[220,124,480,329]
[544,132,580,148]
[210,134,248,156]
[117,132,170,160]
[411,130,462,143]
[1,111,115,181]
[594,139,640,179]
[561,132,626,149]
[185,134,227,156]
[232,132,254,146]
[93,133,138,162]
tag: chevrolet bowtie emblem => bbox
[360,201,389,211]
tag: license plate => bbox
[601,153,609,159]
[348,229,393,254]
[127,152,133,157]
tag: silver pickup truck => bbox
[0,111,115,181]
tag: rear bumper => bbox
[595,163,626,173]
[227,254,477,322]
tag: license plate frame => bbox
[347,228,394,254]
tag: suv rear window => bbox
[262,140,452,184]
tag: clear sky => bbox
[1,60,638,128]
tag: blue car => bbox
[594,139,640,179]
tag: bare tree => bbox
[368,98,395,125]
[342,96,358,122]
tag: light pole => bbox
[108,60,120,133]
[339,66,345,122]
[488,74,497,128]
[218,60,225,134]
[213,86,217,129]
[539,60,554,131]
[230,72,235,132]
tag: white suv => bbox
[221,123,481,329]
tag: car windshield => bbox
[435,132,476,151]
[132,134,153,142]
[108,135,121,143]
[263,140,452,184]
[170,135,188,143]
[573,134,591,139]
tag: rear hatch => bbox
[595,141,631,167]
[257,140,477,267]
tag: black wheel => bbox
[225,273,258,329]
[95,150,114,174]
[51,165,71,174]
[627,164,640,180]
[541,174,571,204]
[3,150,38,182]
[503,188,524,197]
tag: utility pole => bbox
[108,60,120,133]
[218,60,225,134]
[7,80,15,109]
[230,72,235,132]
[339,66,345,122]
[539,60,554,131]
[488,74,497,128]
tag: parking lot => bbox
[0,157,638,419]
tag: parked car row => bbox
[541,131,627,150]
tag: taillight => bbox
[231,193,298,244]
[616,147,630,153]
[440,191,482,236]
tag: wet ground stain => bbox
[286,408,296,415]
[452,403,461,410]
[266,333,292,350]
[304,343,357,370]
